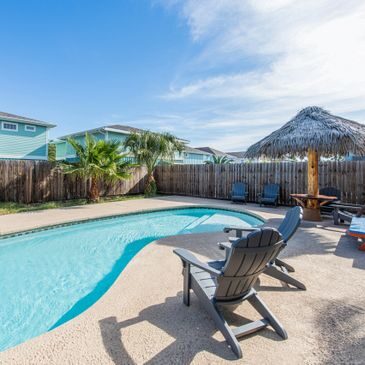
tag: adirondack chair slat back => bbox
[278,206,303,243]
[215,228,283,301]
[264,184,280,198]
[319,187,341,200]
[232,182,246,196]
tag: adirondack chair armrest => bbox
[223,226,259,238]
[173,248,221,276]
[217,241,232,250]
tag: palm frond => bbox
[124,130,184,173]
[60,134,134,183]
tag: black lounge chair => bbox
[231,182,248,204]
[319,187,341,215]
[222,206,306,290]
[258,184,280,207]
[174,228,287,359]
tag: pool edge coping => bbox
[0,204,266,240]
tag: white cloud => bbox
[155,0,365,149]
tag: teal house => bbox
[55,125,213,164]
[0,112,56,160]
[175,146,213,164]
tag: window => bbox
[1,122,18,131]
[25,125,36,132]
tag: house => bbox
[54,125,213,164]
[175,146,213,164]
[196,146,238,161]
[226,151,247,163]
[54,125,142,162]
[345,152,365,161]
[0,112,56,160]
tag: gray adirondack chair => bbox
[231,182,248,204]
[258,183,280,207]
[223,206,306,290]
[174,228,287,359]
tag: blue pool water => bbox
[0,207,263,351]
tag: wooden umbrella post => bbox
[307,149,319,201]
[304,149,320,220]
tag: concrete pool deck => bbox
[0,196,364,364]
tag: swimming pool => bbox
[0,207,263,352]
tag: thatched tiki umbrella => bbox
[245,106,365,219]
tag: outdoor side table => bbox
[290,194,338,221]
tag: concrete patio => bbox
[0,196,364,364]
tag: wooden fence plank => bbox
[155,161,365,205]
[0,160,147,203]
[2,160,365,205]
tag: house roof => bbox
[0,111,56,128]
[196,147,225,156]
[226,151,246,158]
[184,146,213,155]
[104,124,146,134]
[59,125,137,139]
[59,124,189,142]
[196,146,237,159]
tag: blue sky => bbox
[1,0,365,151]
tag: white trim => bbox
[1,121,18,131]
[0,115,56,128]
[104,127,132,135]
[25,124,36,132]
[59,127,190,143]
[0,154,48,160]
[103,127,189,143]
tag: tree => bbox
[48,143,56,162]
[205,155,233,164]
[124,131,184,195]
[61,134,134,202]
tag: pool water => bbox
[0,207,263,351]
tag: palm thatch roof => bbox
[245,106,365,159]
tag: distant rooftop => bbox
[184,146,213,155]
[226,151,246,159]
[0,111,56,128]
[59,124,189,142]
[196,147,237,158]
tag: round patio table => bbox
[290,193,338,221]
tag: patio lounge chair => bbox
[222,206,306,290]
[258,184,280,207]
[174,228,287,359]
[332,203,364,225]
[231,182,248,203]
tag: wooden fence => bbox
[0,160,147,203]
[155,161,365,205]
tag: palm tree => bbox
[124,131,184,195]
[205,155,233,164]
[48,143,56,162]
[61,134,134,202]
